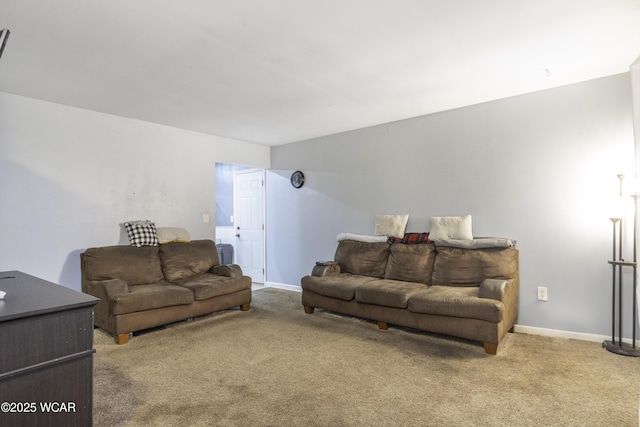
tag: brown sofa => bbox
[81,239,252,344]
[301,238,519,354]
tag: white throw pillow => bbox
[337,233,389,243]
[156,227,191,244]
[429,215,473,241]
[374,214,409,238]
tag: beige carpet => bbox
[93,288,640,426]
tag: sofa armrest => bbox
[83,278,129,336]
[311,262,341,277]
[211,264,243,278]
[479,278,519,332]
[478,279,507,301]
[86,278,130,298]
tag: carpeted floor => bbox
[93,288,640,426]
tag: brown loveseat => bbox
[81,239,251,344]
[301,238,519,354]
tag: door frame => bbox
[233,167,266,284]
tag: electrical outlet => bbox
[537,286,548,301]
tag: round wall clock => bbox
[290,170,305,188]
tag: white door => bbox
[234,169,265,284]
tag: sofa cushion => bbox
[408,286,504,323]
[334,240,390,278]
[384,242,436,284]
[355,279,428,308]
[83,245,164,285]
[175,273,250,300]
[159,240,220,282]
[301,273,378,301]
[431,247,518,286]
[109,283,194,315]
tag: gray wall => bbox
[267,73,636,337]
[215,163,236,227]
[0,92,270,290]
[633,56,640,174]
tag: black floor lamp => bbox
[604,174,640,357]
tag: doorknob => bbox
[236,233,240,238]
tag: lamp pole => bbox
[604,174,640,356]
[610,217,620,343]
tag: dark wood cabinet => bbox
[0,271,99,427]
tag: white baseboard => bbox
[514,324,640,347]
[263,282,639,346]
[264,281,302,292]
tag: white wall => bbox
[633,55,640,172]
[0,92,270,290]
[632,56,640,338]
[267,73,636,338]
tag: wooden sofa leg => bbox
[483,342,498,355]
[241,303,250,311]
[377,321,389,330]
[303,305,315,314]
[115,333,130,345]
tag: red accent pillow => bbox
[389,232,431,244]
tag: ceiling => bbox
[1,1,639,146]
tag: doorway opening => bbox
[215,162,265,285]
